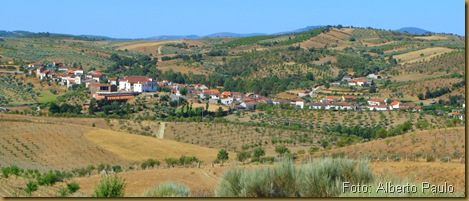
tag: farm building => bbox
[118,76,157,93]
[367,74,382,79]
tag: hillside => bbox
[0,24,465,198]
[0,117,221,172]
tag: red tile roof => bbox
[91,82,111,87]
[324,96,339,100]
[121,76,152,84]
[369,98,384,102]
[221,91,232,96]
[390,100,400,106]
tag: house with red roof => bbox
[348,79,368,87]
[28,62,42,68]
[221,91,232,98]
[367,98,384,106]
[388,100,401,110]
[342,95,357,102]
[36,67,50,80]
[291,97,306,109]
[118,76,157,93]
[108,77,118,85]
[321,96,339,103]
[86,70,104,82]
[240,100,257,110]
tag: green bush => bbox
[215,158,373,197]
[143,182,191,197]
[92,175,126,197]
[25,181,38,195]
[37,170,59,186]
[1,167,10,178]
[67,182,80,194]
[426,155,435,162]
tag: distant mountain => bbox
[203,32,266,38]
[0,25,441,40]
[0,30,34,38]
[279,25,324,34]
[146,35,200,40]
[76,35,114,40]
[395,27,432,35]
[146,32,265,40]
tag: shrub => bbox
[143,182,191,197]
[440,156,451,162]
[25,181,38,195]
[67,182,80,194]
[1,167,10,178]
[215,158,373,197]
[296,158,373,197]
[58,187,69,197]
[308,146,320,153]
[426,155,435,162]
[37,170,59,186]
[92,175,126,197]
[236,151,250,162]
[112,165,122,173]
[274,145,289,156]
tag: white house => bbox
[291,98,305,109]
[66,76,82,88]
[119,76,157,93]
[221,97,234,106]
[388,100,401,110]
[72,69,84,76]
[36,67,50,80]
[28,62,42,68]
[108,78,118,86]
[368,98,384,106]
[309,102,333,110]
[367,74,382,79]
[368,105,388,111]
[349,79,368,87]
[86,70,103,82]
[298,90,310,98]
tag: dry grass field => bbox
[380,77,463,100]
[157,62,207,75]
[304,126,466,192]
[0,116,222,172]
[0,115,464,197]
[0,121,129,171]
[310,127,465,161]
[370,161,465,193]
[73,166,224,196]
[393,47,454,64]
[84,129,220,163]
[414,35,449,40]
[115,40,180,51]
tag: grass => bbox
[142,181,190,197]
[84,128,221,163]
[37,90,57,103]
[215,158,373,197]
[393,47,454,64]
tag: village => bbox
[27,61,465,120]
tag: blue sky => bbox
[2,0,465,38]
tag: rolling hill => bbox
[396,27,432,35]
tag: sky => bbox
[2,0,465,38]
